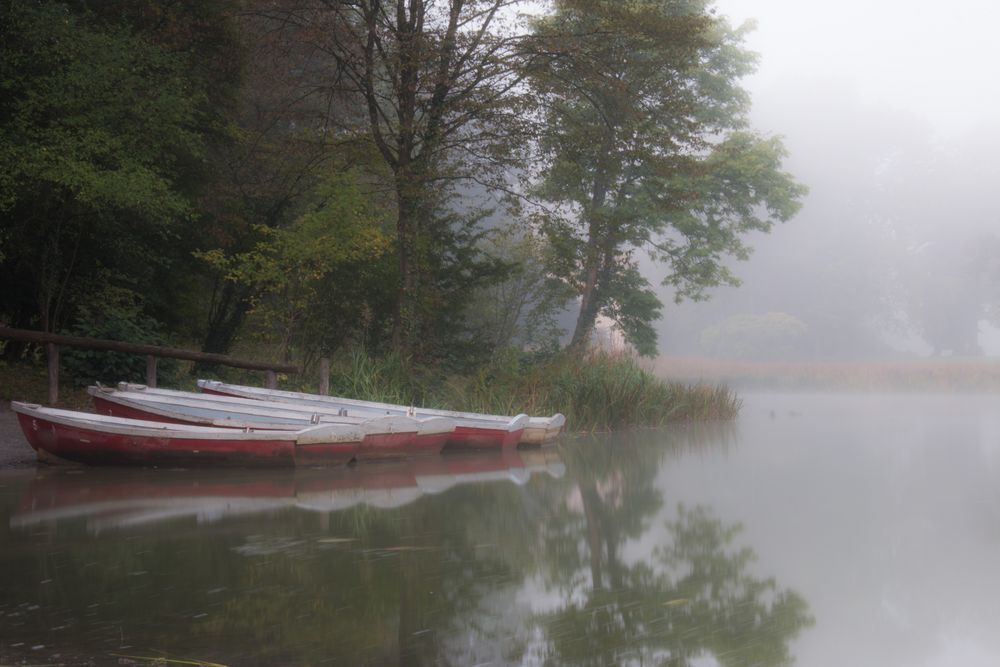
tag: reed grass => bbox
[316,350,741,432]
[496,352,742,431]
[327,348,420,406]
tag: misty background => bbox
[652,0,1000,361]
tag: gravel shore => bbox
[0,402,36,468]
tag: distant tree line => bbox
[0,0,804,369]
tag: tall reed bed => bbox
[321,350,741,433]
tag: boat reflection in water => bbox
[10,447,565,533]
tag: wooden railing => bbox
[0,327,300,404]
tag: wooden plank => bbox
[0,327,298,373]
[265,370,277,389]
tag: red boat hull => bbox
[294,440,360,466]
[448,424,523,450]
[356,432,447,460]
[16,412,297,467]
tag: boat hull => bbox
[13,403,360,467]
[16,411,296,467]
[451,424,524,449]
[91,390,449,460]
[357,431,424,461]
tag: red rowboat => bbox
[12,401,364,467]
[88,385,455,461]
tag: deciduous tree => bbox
[529,0,806,355]
[269,0,536,356]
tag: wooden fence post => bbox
[319,357,330,396]
[265,370,277,389]
[146,355,157,388]
[47,343,59,405]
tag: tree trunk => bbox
[570,249,603,350]
[393,167,423,355]
[202,281,251,355]
[570,133,615,351]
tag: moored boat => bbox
[196,379,564,445]
[89,385,454,460]
[11,401,364,467]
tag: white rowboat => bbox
[196,379,565,445]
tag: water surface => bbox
[1,393,998,665]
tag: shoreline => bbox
[0,403,37,469]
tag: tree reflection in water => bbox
[533,430,813,666]
[0,425,812,665]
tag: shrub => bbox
[61,300,179,387]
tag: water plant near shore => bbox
[320,350,741,433]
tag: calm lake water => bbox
[2,392,1000,666]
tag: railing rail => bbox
[0,326,300,404]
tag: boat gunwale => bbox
[11,401,365,444]
[95,387,456,436]
[195,380,554,430]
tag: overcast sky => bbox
[714,0,1000,139]
[639,0,1000,359]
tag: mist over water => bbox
[5,394,1000,665]
[656,0,1000,365]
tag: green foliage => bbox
[0,0,227,333]
[528,0,806,354]
[305,0,537,357]
[399,200,518,369]
[463,228,576,357]
[60,288,179,387]
[601,265,663,356]
[325,348,427,406]
[196,171,395,361]
[510,352,742,430]
[0,3,200,218]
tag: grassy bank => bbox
[0,360,91,409]
[0,351,741,433]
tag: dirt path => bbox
[0,402,36,468]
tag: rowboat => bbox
[196,379,565,445]
[88,385,454,460]
[11,401,364,467]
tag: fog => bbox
[654,0,1000,362]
